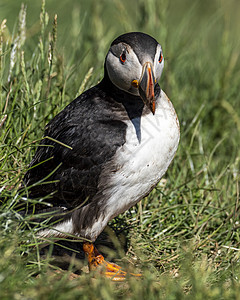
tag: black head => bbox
[105,32,164,114]
[111,32,159,64]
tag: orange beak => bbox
[138,62,156,114]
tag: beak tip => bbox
[151,101,156,115]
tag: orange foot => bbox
[83,242,141,281]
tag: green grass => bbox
[0,0,240,299]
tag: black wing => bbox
[23,84,127,210]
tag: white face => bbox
[105,42,164,95]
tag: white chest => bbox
[100,90,180,219]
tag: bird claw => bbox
[83,242,141,281]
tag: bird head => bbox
[105,32,164,114]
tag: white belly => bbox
[100,90,180,220]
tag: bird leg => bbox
[83,242,141,281]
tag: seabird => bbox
[22,32,180,280]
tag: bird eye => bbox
[120,52,126,63]
[158,52,163,63]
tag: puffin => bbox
[22,32,180,280]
